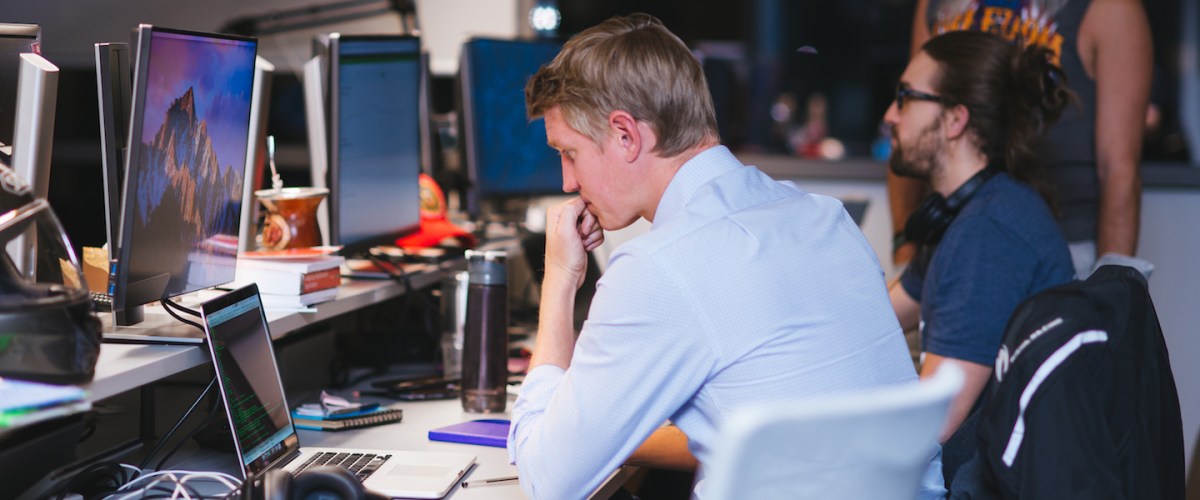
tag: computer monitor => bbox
[302,54,329,244]
[0,23,39,151]
[238,56,275,254]
[457,38,564,219]
[311,34,423,257]
[95,42,132,261]
[112,25,257,326]
[5,52,58,279]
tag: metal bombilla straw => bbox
[267,135,283,193]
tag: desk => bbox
[85,267,450,403]
[162,397,634,499]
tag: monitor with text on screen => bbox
[458,38,564,219]
[112,25,257,326]
[315,34,423,257]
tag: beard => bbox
[888,116,943,180]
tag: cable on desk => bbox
[154,397,222,471]
[53,460,137,500]
[138,377,217,471]
[110,470,240,500]
[161,298,202,317]
[160,299,204,331]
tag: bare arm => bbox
[625,426,699,472]
[530,198,605,370]
[920,353,993,443]
[1081,0,1152,257]
[911,0,932,55]
[889,279,922,332]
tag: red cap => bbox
[395,174,476,249]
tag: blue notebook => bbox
[428,419,510,447]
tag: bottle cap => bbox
[465,249,507,285]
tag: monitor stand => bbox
[113,304,144,327]
[112,273,170,327]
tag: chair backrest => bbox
[700,364,964,500]
[958,265,1185,498]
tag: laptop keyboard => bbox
[296,452,391,480]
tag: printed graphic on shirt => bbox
[930,0,1067,65]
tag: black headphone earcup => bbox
[292,466,367,500]
[904,193,952,246]
[243,469,293,500]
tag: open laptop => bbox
[199,283,476,498]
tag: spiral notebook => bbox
[292,407,404,431]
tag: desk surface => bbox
[164,397,633,499]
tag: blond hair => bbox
[525,13,718,157]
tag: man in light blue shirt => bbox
[508,13,930,498]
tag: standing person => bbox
[885,30,1076,485]
[890,0,1153,279]
[508,13,932,499]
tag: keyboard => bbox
[90,292,113,312]
[295,451,391,480]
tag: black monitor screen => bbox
[329,35,422,255]
[115,26,256,315]
[0,24,39,147]
[461,38,563,202]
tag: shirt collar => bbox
[652,145,742,228]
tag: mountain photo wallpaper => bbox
[124,30,256,301]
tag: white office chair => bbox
[700,364,964,500]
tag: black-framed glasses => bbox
[895,84,953,110]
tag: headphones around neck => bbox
[902,166,1000,247]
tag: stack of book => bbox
[234,255,345,310]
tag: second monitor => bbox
[311,34,424,257]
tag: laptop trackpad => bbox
[388,464,455,477]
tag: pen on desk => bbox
[461,476,519,488]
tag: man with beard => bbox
[884,30,1075,485]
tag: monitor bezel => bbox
[237,56,276,254]
[94,42,132,261]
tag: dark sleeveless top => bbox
[926,0,1097,242]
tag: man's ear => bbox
[608,110,642,162]
[942,104,970,140]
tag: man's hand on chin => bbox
[544,197,604,290]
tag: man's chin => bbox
[888,159,927,180]
[600,216,639,232]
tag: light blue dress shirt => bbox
[509,146,924,498]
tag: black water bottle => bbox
[461,250,508,413]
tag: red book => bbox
[234,263,343,295]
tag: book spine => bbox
[238,267,341,295]
[300,267,342,294]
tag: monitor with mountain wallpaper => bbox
[112,25,257,326]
